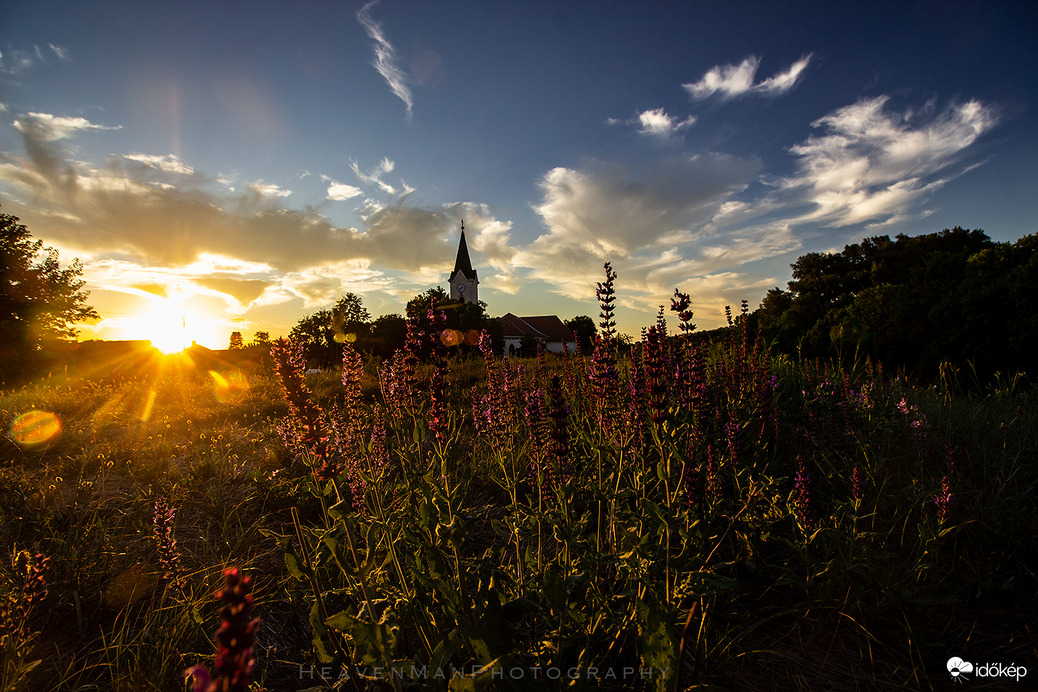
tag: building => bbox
[498,313,576,355]
[448,220,479,304]
[447,222,575,355]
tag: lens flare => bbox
[10,410,62,449]
[464,329,481,346]
[333,332,357,344]
[209,370,251,404]
[440,329,463,347]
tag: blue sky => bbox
[2,0,1035,348]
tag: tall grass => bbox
[1,270,1035,690]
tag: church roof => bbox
[499,313,572,343]
[451,225,477,280]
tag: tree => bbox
[289,292,372,367]
[228,331,244,349]
[248,331,270,347]
[564,315,597,354]
[1,212,98,381]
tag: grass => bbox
[0,324,1035,691]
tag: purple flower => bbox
[596,262,618,338]
[794,457,813,533]
[153,497,184,590]
[187,567,259,692]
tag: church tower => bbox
[449,220,479,304]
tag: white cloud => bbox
[326,181,364,201]
[637,108,696,137]
[123,153,194,175]
[351,156,398,194]
[250,181,292,198]
[518,155,769,310]
[783,96,997,227]
[13,112,119,141]
[683,54,812,100]
[357,0,414,117]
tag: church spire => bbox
[452,219,476,279]
[449,219,478,304]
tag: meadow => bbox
[1,294,1036,691]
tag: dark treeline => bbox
[756,227,1037,385]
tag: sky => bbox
[2,0,1036,349]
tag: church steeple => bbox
[449,220,479,304]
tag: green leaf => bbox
[325,611,397,667]
[285,550,307,581]
[310,601,334,663]
[636,589,676,692]
[447,657,506,692]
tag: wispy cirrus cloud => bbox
[357,0,414,118]
[350,156,400,195]
[0,43,69,75]
[684,54,812,100]
[783,96,997,227]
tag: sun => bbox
[140,311,194,354]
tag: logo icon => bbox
[948,657,974,682]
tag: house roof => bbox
[498,313,572,343]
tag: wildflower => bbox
[546,374,571,493]
[589,333,621,435]
[934,475,954,521]
[2,550,49,642]
[153,497,185,590]
[186,567,259,692]
[670,289,696,334]
[643,325,668,424]
[851,465,864,502]
[794,457,813,533]
[704,445,721,505]
[596,262,618,339]
[270,338,338,478]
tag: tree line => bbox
[4,209,1034,385]
[757,227,1037,384]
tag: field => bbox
[1,313,1036,691]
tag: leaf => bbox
[636,589,677,692]
[429,627,467,674]
[310,601,334,663]
[447,657,506,692]
[285,550,307,581]
[325,610,397,667]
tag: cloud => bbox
[122,153,194,175]
[357,0,414,117]
[783,96,997,227]
[351,157,398,195]
[518,155,770,310]
[249,180,292,198]
[636,108,696,137]
[13,112,119,141]
[322,175,363,201]
[683,54,812,100]
[193,277,273,305]
[0,43,69,74]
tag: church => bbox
[449,221,576,355]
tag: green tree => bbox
[228,331,244,349]
[289,292,372,366]
[564,315,597,354]
[1,212,98,381]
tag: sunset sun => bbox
[141,311,193,354]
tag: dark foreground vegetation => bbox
[2,259,1036,691]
